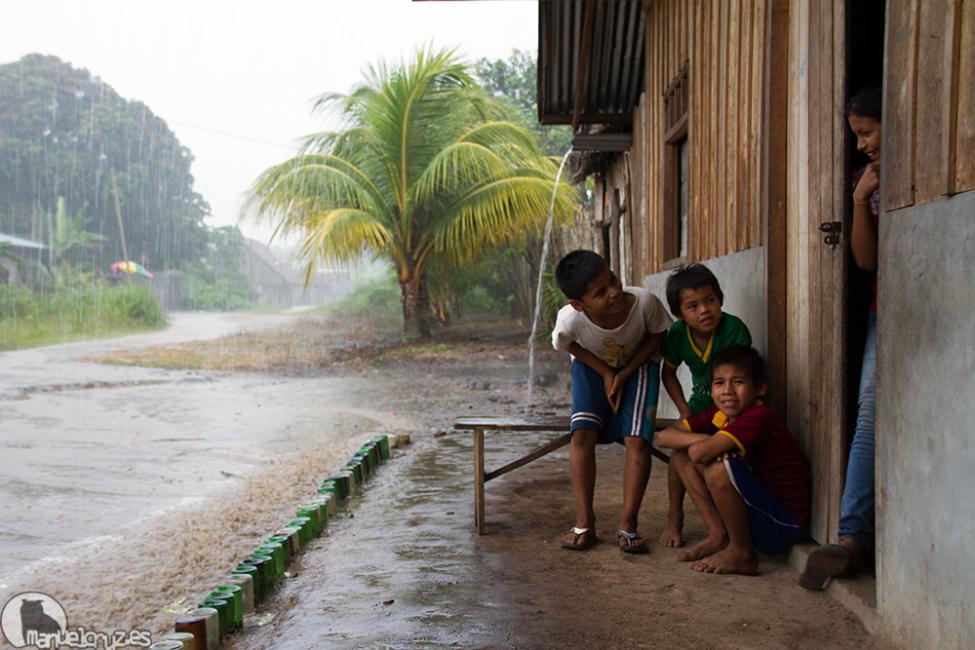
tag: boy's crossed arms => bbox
[656,345,811,575]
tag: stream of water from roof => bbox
[526,147,572,406]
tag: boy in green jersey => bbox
[658,264,752,549]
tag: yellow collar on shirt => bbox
[711,400,763,430]
[687,325,716,363]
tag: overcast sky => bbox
[0,0,538,242]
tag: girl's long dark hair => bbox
[847,86,882,120]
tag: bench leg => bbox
[474,427,485,535]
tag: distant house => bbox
[239,238,351,307]
[0,232,45,285]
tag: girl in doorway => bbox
[800,86,881,590]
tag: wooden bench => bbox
[453,416,676,534]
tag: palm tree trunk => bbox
[399,269,431,341]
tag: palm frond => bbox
[426,173,577,267]
[295,208,392,267]
[411,141,511,205]
[246,153,392,230]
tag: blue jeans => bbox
[839,311,876,547]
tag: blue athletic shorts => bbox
[569,359,660,444]
[724,457,803,554]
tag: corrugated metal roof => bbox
[0,233,45,250]
[538,0,646,127]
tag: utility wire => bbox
[166,119,298,150]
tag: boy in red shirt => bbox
[655,345,810,574]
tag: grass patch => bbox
[321,272,402,318]
[91,312,403,373]
[0,283,167,351]
[376,342,454,363]
[88,312,528,375]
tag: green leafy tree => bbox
[182,226,257,311]
[0,54,210,271]
[248,47,576,341]
[474,49,573,156]
[474,50,578,320]
[0,242,13,283]
[50,196,105,264]
[46,196,106,286]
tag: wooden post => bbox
[764,0,789,417]
[473,427,485,535]
[610,189,622,278]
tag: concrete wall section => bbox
[644,245,767,419]
[876,191,975,649]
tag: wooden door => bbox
[781,0,850,544]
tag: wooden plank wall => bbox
[628,94,648,283]
[597,1,767,276]
[641,0,767,273]
[883,0,975,210]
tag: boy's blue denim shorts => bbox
[724,457,803,554]
[569,359,660,444]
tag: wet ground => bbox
[0,310,562,644]
[0,310,425,641]
[228,431,876,650]
[1,312,294,575]
[0,312,875,648]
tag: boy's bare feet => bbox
[676,534,727,561]
[659,514,684,547]
[689,548,758,575]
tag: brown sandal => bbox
[799,544,853,590]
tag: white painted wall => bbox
[876,191,975,649]
[643,245,767,419]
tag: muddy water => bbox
[0,311,427,640]
[0,312,346,586]
[0,311,565,644]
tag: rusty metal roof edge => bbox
[538,0,646,128]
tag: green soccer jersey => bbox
[663,312,752,413]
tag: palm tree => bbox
[247,46,576,341]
